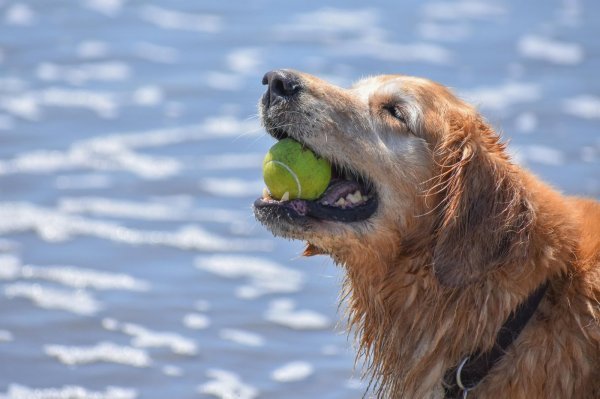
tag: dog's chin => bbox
[253,124,380,245]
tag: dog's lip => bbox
[253,195,378,223]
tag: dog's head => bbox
[254,70,532,286]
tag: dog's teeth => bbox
[281,192,290,202]
[346,191,360,204]
[335,198,347,207]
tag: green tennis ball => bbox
[263,138,332,201]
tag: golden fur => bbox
[255,71,600,398]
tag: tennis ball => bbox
[263,138,332,201]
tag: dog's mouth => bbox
[253,129,379,225]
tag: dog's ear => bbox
[431,114,533,287]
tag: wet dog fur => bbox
[254,70,600,398]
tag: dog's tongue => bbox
[318,179,362,205]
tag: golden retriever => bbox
[253,70,600,398]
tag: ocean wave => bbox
[275,8,452,64]
[271,361,314,383]
[195,255,304,299]
[198,369,258,399]
[509,145,565,166]
[0,115,260,178]
[0,384,137,399]
[36,62,131,85]
[219,329,264,347]
[4,3,36,26]
[133,42,180,64]
[518,35,584,65]
[563,95,600,119]
[101,319,198,355]
[45,342,151,367]
[183,313,211,330]
[200,178,264,198]
[0,257,150,291]
[5,282,101,315]
[0,202,271,252]
[121,323,198,355]
[139,5,221,33]
[265,299,330,330]
[422,1,505,20]
[0,330,13,342]
[460,82,541,111]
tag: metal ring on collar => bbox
[455,356,471,391]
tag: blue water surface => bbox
[0,1,598,398]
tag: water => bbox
[0,1,598,398]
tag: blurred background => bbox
[0,1,598,398]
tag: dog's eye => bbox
[384,105,407,124]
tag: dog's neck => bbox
[340,177,578,398]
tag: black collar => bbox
[443,281,550,398]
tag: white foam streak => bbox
[101,319,198,355]
[195,153,264,170]
[0,89,118,120]
[0,116,260,178]
[338,41,452,64]
[518,35,584,65]
[226,48,263,75]
[183,313,211,330]
[0,254,20,279]
[139,5,221,33]
[45,342,151,367]
[58,197,246,224]
[0,330,13,342]
[291,8,379,35]
[5,283,100,315]
[277,8,452,64]
[0,202,271,252]
[195,256,304,299]
[198,369,258,399]
[0,384,138,399]
[77,41,110,59]
[460,83,541,111]
[418,22,470,42]
[271,361,314,382]
[200,178,265,198]
[265,299,330,330]
[84,0,124,16]
[0,254,149,291]
[121,323,198,355]
[219,329,264,347]
[27,265,148,291]
[134,42,180,64]
[423,1,505,20]
[36,62,131,85]
[162,365,183,377]
[510,145,565,166]
[4,3,35,26]
[563,95,600,119]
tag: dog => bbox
[253,70,600,398]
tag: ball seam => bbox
[269,160,302,198]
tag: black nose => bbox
[262,70,301,108]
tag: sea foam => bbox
[0,202,271,252]
[45,342,151,367]
[198,369,258,399]
[0,384,137,399]
[195,255,304,299]
[5,283,100,315]
[265,299,330,330]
